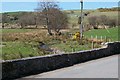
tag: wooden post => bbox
[91,35,94,49]
[91,35,93,40]
[79,0,83,45]
[101,36,102,41]
[92,41,94,49]
[72,48,75,52]
[105,36,107,42]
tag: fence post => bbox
[91,35,94,49]
[91,35,93,40]
[92,41,94,49]
[105,36,107,42]
[101,36,103,41]
[96,35,97,39]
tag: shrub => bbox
[88,16,99,29]
[107,18,117,27]
[88,15,117,29]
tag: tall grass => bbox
[2,41,40,60]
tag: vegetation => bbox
[2,41,39,60]
[84,27,118,41]
[1,29,37,33]
[2,27,118,60]
[1,7,119,60]
[88,15,118,29]
[2,40,100,60]
[2,1,68,35]
[2,6,119,30]
[18,12,36,28]
[97,7,119,12]
[35,1,68,35]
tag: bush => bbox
[98,7,118,12]
[107,18,117,27]
[88,15,117,29]
[88,16,99,29]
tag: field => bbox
[2,10,118,28]
[1,9,119,60]
[84,27,118,41]
[69,27,119,41]
[2,41,39,60]
[65,10,118,27]
[1,27,119,60]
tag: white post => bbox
[91,35,93,40]
[96,35,97,39]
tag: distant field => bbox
[2,10,118,28]
[66,10,118,26]
[88,11,118,18]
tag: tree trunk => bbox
[47,25,52,35]
[46,17,52,35]
[2,23,4,29]
[35,25,38,29]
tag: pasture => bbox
[1,9,119,60]
[1,27,118,60]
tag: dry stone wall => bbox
[1,42,120,80]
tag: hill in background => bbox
[1,7,119,29]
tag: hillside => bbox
[1,7,119,60]
[1,7,119,29]
[1,7,118,19]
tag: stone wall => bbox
[1,42,120,80]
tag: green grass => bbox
[84,27,119,41]
[2,26,118,60]
[50,40,100,53]
[2,41,41,60]
[1,9,119,60]
[69,27,119,41]
[2,39,99,60]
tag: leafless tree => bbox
[48,8,68,33]
[35,1,68,35]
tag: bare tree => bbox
[48,8,68,33]
[35,1,68,35]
